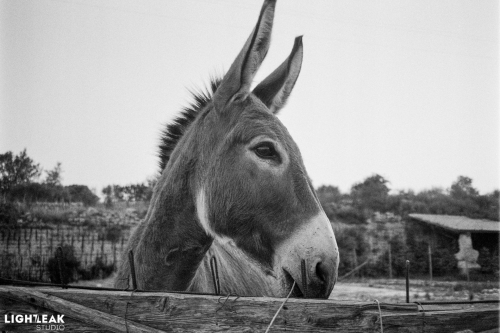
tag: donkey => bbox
[115,0,339,299]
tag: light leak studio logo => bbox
[4,313,65,331]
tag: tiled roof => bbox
[409,214,500,233]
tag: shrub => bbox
[79,257,115,280]
[8,183,70,204]
[46,245,80,284]
[104,225,123,243]
[335,206,367,225]
[0,252,18,278]
[478,247,499,276]
[66,185,99,206]
[29,206,72,224]
[335,226,369,276]
[0,201,20,225]
[432,246,458,276]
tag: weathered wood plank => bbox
[0,297,105,332]
[0,287,165,333]
[0,286,498,333]
[381,308,499,333]
[1,288,412,332]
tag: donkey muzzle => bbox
[278,212,339,299]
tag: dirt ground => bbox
[331,278,500,303]
[75,275,499,303]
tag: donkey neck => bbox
[134,154,212,291]
[188,238,279,296]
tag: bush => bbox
[29,206,72,224]
[335,226,369,276]
[79,257,115,280]
[8,183,70,204]
[478,247,499,276]
[0,201,20,225]
[104,225,122,243]
[66,185,99,206]
[0,252,18,279]
[432,246,459,276]
[365,235,409,278]
[335,206,366,225]
[46,245,80,284]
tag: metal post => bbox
[301,259,308,298]
[405,260,410,303]
[128,250,138,290]
[428,242,433,282]
[388,242,393,280]
[210,256,220,295]
[465,261,470,283]
[56,246,65,288]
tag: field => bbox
[332,279,500,303]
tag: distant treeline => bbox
[7,183,99,206]
[0,149,158,207]
[0,149,99,206]
[317,174,499,223]
[101,177,158,207]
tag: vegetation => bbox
[320,174,498,281]
[46,245,81,284]
[46,245,115,283]
[78,256,115,281]
[0,150,99,206]
[1,149,498,282]
[102,175,158,207]
[318,174,498,222]
[0,149,41,193]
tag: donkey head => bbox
[192,0,339,298]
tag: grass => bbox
[4,200,149,226]
[28,205,78,224]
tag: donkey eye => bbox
[253,142,278,160]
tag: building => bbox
[408,214,499,274]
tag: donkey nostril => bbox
[315,261,328,284]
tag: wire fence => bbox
[0,224,131,283]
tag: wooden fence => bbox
[0,286,498,332]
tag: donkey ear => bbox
[213,0,276,113]
[253,36,303,114]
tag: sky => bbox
[1,0,498,196]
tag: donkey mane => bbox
[158,77,222,171]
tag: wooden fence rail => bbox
[0,286,498,332]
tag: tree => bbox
[45,162,63,186]
[113,185,124,202]
[102,185,114,208]
[448,176,485,218]
[317,185,342,204]
[317,185,342,220]
[66,185,99,206]
[0,149,41,193]
[102,178,158,205]
[450,176,478,200]
[351,174,390,213]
